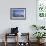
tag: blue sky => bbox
[13,10,24,15]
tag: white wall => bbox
[0,0,37,42]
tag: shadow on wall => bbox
[2,28,11,34]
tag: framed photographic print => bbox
[10,8,26,20]
[37,0,46,19]
[36,0,46,26]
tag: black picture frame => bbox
[10,8,26,20]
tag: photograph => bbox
[10,8,26,20]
